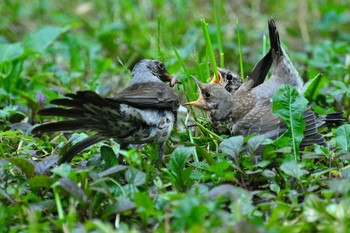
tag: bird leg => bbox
[157,142,166,163]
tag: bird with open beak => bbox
[200,19,344,136]
[209,48,273,95]
[184,75,333,148]
[184,19,344,147]
[209,19,303,99]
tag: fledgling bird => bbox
[184,76,333,148]
[210,19,302,99]
[210,49,273,95]
[32,59,180,164]
[210,67,242,94]
[203,19,343,138]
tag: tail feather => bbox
[316,112,345,128]
[323,112,344,124]
[32,120,87,134]
[268,19,283,59]
[300,135,326,147]
[74,91,115,108]
[37,108,88,118]
[50,98,83,108]
[247,49,273,87]
[59,134,104,164]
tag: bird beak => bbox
[209,68,223,84]
[164,72,181,87]
[183,76,206,109]
[183,96,206,108]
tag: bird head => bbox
[209,67,242,93]
[132,59,181,87]
[183,76,233,115]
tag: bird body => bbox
[185,77,330,148]
[32,59,180,163]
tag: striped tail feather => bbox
[316,112,345,128]
[301,109,326,147]
[31,120,88,134]
[60,134,105,163]
[37,108,88,118]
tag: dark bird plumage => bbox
[32,59,180,164]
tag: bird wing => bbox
[268,19,283,60]
[234,101,327,147]
[246,49,273,88]
[33,89,177,139]
[235,99,285,139]
[111,82,180,112]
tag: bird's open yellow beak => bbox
[183,95,206,109]
[209,70,222,84]
[183,76,206,109]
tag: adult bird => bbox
[32,59,181,164]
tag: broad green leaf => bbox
[0,43,24,64]
[329,179,350,195]
[125,167,146,186]
[302,74,329,100]
[134,192,156,223]
[246,134,266,154]
[270,183,280,194]
[273,85,308,160]
[22,25,70,53]
[219,135,244,158]
[6,158,35,178]
[341,166,350,179]
[0,106,18,118]
[335,124,350,152]
[100,146,118,167]
[59,178,88,203]
[268,202,293,223]
[27,175,55,189]
[280,159,308,179]
[304,194,326,222]
[229,187,254,218]
[51,163,72,178]
[168,146,195,191]
[169,146,195,176]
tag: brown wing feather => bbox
[112,82,179,112]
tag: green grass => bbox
[1,0,350,232]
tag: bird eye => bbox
[226,74,233,81]
[158,62,165,70]
[204,92,211,98]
